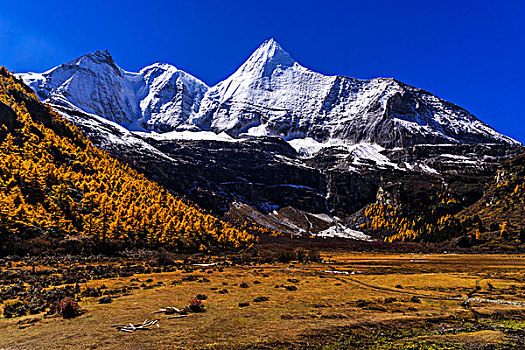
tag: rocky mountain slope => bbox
[454,151,525,246]
[49,103,523,243]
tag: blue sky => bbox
[1,0,523,143]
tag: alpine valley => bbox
[18,39,525,249]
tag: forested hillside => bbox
[358,155,525,250]
[0,67,255,254]
[455,152,525,246]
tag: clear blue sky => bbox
[1,0,523,143]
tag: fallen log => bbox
[153,306,182,315]
[114,319,160,333]
[167,315,188,319]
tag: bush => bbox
[274,248,321,263]
[295,248,307,262]
[276,249,296,263]
[307,250,321,262]
[56,298,80,319]
[188,297,205,313]
[3,300,29,318]
[98,296,112,304]
[81,287,101,297]
[253,296,269,302]
[157,247,174,266]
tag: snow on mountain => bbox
[137,63,208,131]
[316,223,371,240]
[287,138,398,169]
[134,129,239,142]
[19,40,520,148]
[186,38,336,136]
[21,50,140,126]
[191,39,518,147]
[19,50,208,131]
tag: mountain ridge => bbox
[19,39,519,148]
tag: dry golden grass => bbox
[1,253,524,349]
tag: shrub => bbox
[295,248,307,262]
[56,298,80,319]
[157,247,174,266]
[98,296,112,304]
[81,287,101,297]
[307,250,321,262]
[276,249,296,263]
[3,300,29,318]
[253,296,269,302]
[188,297,205,313]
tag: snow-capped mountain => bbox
[19,39,519,147]
[191,39,517,147]
[14,40,524,241]
[20,50,208,131]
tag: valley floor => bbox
[1,253,524,349]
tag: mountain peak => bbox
[239,39,295,76]
[70,49,121,75]
[140,62,178,73]
[259,38,283,52]
[79,49,114,62]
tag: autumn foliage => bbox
[361,184,463,243]
[0,67,255,251]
